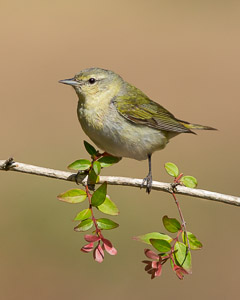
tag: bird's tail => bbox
[179,120,217,131]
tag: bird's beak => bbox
[59,78,79,87]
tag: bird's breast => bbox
[77,101,168,160]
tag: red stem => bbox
[94,151,110,161]
[174,173,183,183]
[85,184,103,239]
[169,229,183,265]
[171,191,190,256]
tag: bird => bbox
[59,67,216,193]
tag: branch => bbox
[0,159,239,207]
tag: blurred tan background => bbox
[1,0,240,299]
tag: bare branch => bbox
[0,159,239,207]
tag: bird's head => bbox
[59,68,123,100]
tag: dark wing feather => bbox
[113,88,193,134]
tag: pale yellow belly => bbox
[78,103,169,161]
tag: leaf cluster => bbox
[57,141,121,262]
[57,141,203,278]
[135,216,202,279]
[165,162,198,188]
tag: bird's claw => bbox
[141,173,152,194]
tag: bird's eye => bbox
[88,78,96,84]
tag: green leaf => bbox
[98,156,121,168]
[57,189,87,204]
[93,161,101,175]
[91,182,107,207]
[68,159,91,171]
[181,176,198,188]
[84,140,97,156]
[164,162,179,177]
[88,169,99,184]
[182,232,203,250]
[74,208,92,221]
[162,216,181,233]
[174,242,192,272]
[133,232,172,244]
[96,218,119,230]
[98,196,119,216]
[74,219,93,232]
[150,239,172,253]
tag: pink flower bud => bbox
[81,242,94,253]
[93,244,104,263]
[144,249,159,260]
[173,266,189,280]
[84,234,100,242]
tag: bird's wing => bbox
[113,90,193,134]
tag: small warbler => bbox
[59,68,216,193]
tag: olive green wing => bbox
[113,90,193,134]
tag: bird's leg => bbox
[141,154,152,194]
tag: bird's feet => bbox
[141,173,152,194]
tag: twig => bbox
[0,159,239,207]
